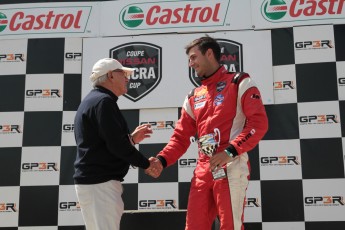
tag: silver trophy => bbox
[190,128,221,157]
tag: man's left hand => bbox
[131,124,152,144]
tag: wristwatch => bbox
[224,149,234,158]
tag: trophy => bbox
[191,128,226,179]
[190,128,221,157]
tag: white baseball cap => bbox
[90,58,135,82]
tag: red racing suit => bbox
[157,66,268,230]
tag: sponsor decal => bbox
[305,196,345,206]
[261,0,345,23]
[251,94,261,99]
[0,53,25,62]
[194,94,206,102]
[214,94,224,106]
[189,39,243,87]
[295,40,333,50]
[261,156,300,166]
[194,101,206,109]
[179,158,197,168]
[236,129,255,147]
[216,81,226,92]
[0,203,17,212]
[274,80,295,90]
[25,89,62,98]
[195,88,208,97]
[138,199,177,210]
[120,1,230,30]
[140,121,175,130]
[262,0,288,21]
[62,124,74,133]
[0,125,21,134]
[121,6,144,28]
[339,77,345,86]
[110,42,162,102]
[245,198,261,207]
[299,114,339,125]
[65,52,82,61]
[0,7,91,35]
[59,201,81,211]
[0,12,8,32]
[22,162,59,172]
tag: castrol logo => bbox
[0,7,91,35]
[261,0,345,22]
[120,0,229,30]
[0,12,8,32]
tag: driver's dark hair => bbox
[185,35,221,62]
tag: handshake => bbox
[131,124,163,178]
[144,157,163,178]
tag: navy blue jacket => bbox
[74,86,149,184]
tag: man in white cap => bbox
[74,58,162,230]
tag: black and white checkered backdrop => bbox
[0,3,345,230]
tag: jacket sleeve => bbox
[97,98,150,169]
[157,96,197,167]
[229,78,269,155]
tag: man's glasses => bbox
[112,69,130,80]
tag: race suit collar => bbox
[201,65,227,85]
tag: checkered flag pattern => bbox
[0,24,345,230]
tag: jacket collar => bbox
[94,86,119,101]
[201,65,227,85]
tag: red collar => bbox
[201,65,227,85]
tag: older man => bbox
[74,58,162,230]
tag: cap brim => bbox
[121,67,135,76]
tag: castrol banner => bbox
[251,0,345,29]
[0,2,99,39]
[99,0,252,36]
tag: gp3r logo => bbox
[295,40,333,49]
[339,77,345,85]
[139,200,177,209]
[299,115,338,124]
[305,196,345,206]
[22,162,58,171]
[245,198,260,207]
[274,81,295,90]
[140,121,175,130]
[0,203,17,212]
[0,125,21,133]
[65,52,82,60]
[261,156,300,165]
[0,53,25,62]
[63,124,74,132]
[26,89,61,98]
[59,201,80,210]
[179,158,197,168]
